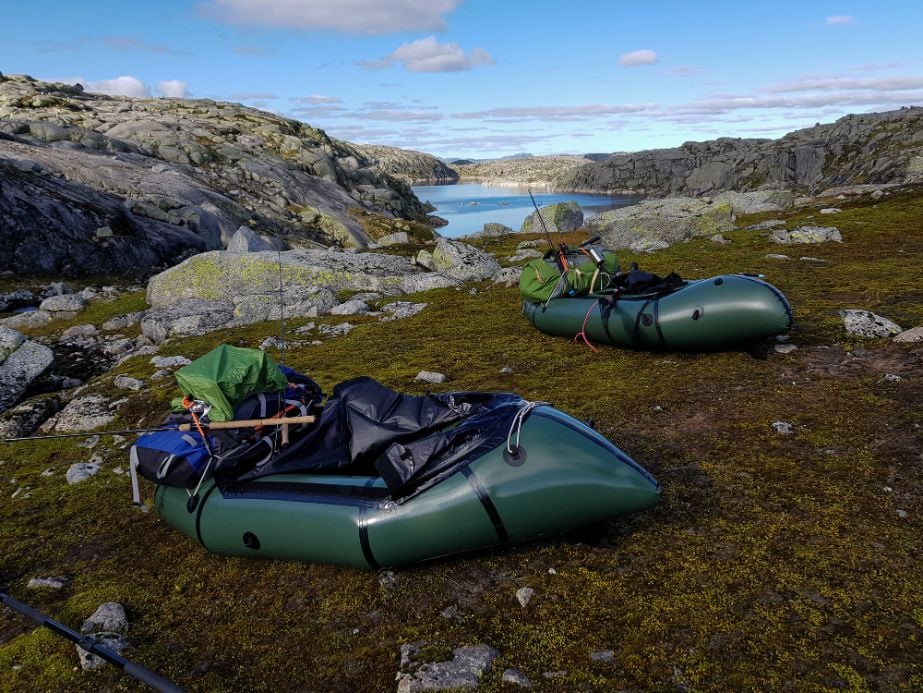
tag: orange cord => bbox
[183,395,212,453]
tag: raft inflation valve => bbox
[503,446,527,467]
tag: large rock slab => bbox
[586,196,734,252]
[521,201,584,233]
[0,338,55,413]
[429,239,501,281]
[148,249,456,307]
[713,190,794,214]
[142,249,458,341]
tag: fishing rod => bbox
[277,248,286,367]
[2,427,178,444]
[2,416,317,444]
[0,591,183,692]
[528,188,568,272]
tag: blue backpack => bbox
[130,429,217,489]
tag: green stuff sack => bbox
[566,250,619,294]
[174,344,288,421]
[520,258,563,302]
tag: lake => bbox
[412,182,643,238]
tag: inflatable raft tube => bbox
[523,274,792,351]
[155,406,659,569]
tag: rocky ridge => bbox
[0,73,432,275]
[557,107,923,195]
[454,155,594,186]
[353,144,459,185]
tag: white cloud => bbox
[662,65,698,77]
[102,36,179,55]
[229,92,280,100]
[364,37,495,73]
[199,0,461,34]
[358,108,444,122]
[235,44,274,55]
[826,15,856,25]
[762,75,923,94]
[156,80,189,98]
[82,76,151,97]
[619,49,658,67]
[303,94,341,104]
[667,88,923,116]
[454,103,658,122]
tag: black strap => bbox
[461,467,509,544]
[633,298,653,344]
[194,483,220,550]
[358,507,380,570]
[652,297,667,347]
[597,294,619,345]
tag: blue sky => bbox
[2,1,923,159]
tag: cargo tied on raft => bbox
[127,345,660,569]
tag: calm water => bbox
[412,182,643,238]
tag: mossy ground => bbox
[1,190,921,691]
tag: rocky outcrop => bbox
[772,226,842,244]
[0,329,55,412]
[0,155,210,276]
[455,155,594,186]
[0,74,433,275]
[0,394,60,438]
[585,197,735,252]
[558,107,923,195]
[840,310,903,338]
[77,602,130,671]
[226,225,281,252]
[520,201,583,233]
[141,248,459,342]
[397,643,499,692]
[428,238,502,281]
[353,144,458,185]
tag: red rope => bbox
[574,302,599,353]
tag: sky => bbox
[2,1,923,160]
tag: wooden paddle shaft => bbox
[178,415,315,431]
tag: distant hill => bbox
[557,107,923,195]
[352,144,458,185]
[453,155,596,186]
